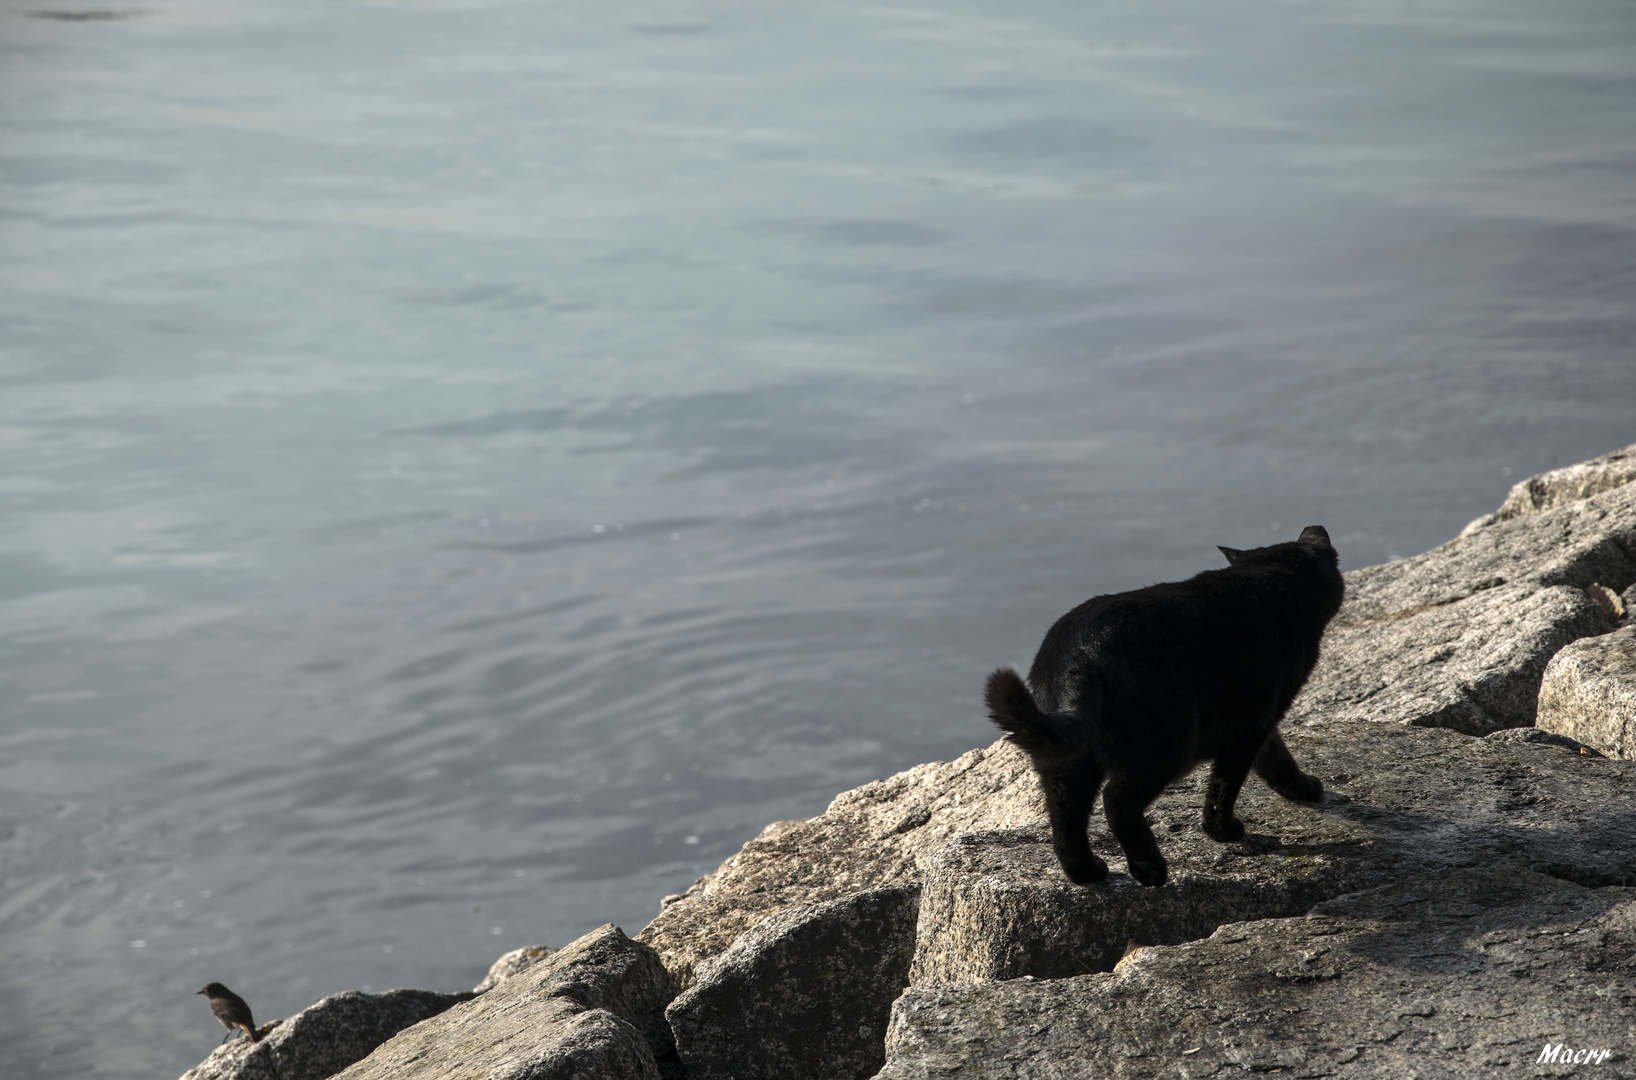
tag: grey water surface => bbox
[2,0,1634,1075]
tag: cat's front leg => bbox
[1253,729,1324,801]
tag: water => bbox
[1,0,1633,1073]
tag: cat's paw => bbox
[1127,858,1168,887]
[1058,851,1108,885]
[1203,814,1245,842]
[1276,772,1323,802]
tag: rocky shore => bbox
[181,444,1636,1080]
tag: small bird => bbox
[197,983,260,1043]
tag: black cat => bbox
[985,526,1344,888]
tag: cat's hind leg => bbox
[1202,740,1261,843]
[1039,753,1108,885]
[1253,730,1324,802]
[1102,770,1171,887]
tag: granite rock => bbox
[1409,462,1636,599]
[1494,441,1636,521]
[1288,468,1636,733]
[1306,449,1636,734]
[475,944,558,993]
[332,924,674,1080]
[1538,624,1636,759]
[909,721,1635,985]
[667,883,921,1080]
[637,746,1041,990]
[878,868,1635,1079]
[178,988,470,1080]
[351,997,659,1080]
[1483,726,1603,755]
[910,825,1355,986]
[1290,582,1610,734]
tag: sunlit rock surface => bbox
[636,746,1041,991]
[909,726,1633,986]
[473,944,558,994]
[1538,624,1636,759]
[878,869,1635,1079]
[178,989,470,1080]
[331,925,673,1080]
[1291,458,1636,734]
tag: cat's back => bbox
[1028,543,1341,694]
[1028,575,1234,690]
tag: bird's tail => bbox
[983,668,1092,762]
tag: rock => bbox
[1291,583,1610,734]
[1494,441,1636,520]
[877,868,1635,1079]
[637,746,1042,990]
[179,988,470,1080]
[331,924,675,1080]
[1537,624,1636,759]
[356,997,659,1080]
[1483,726,1602,755]
[475,944,558,993]
[1286,469,1636,733]
[667,883,921,1080]
[910,826,1349,985]
[909,720,1636,985]
[644,638,1629,1001]
[1381,465,1636,601]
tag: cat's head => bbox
[1218,525,1336,568]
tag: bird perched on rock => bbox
[197,983,260,1043]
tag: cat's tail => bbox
[983,668,1092,761]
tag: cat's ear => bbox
[1218,546,1245,565]
[1297,526,1332,547]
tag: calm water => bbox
[1,0,1633,1074]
